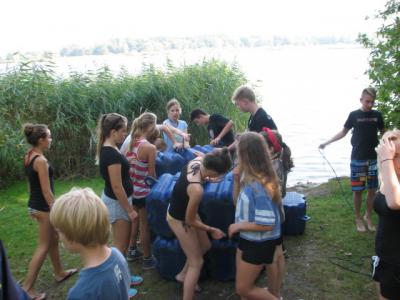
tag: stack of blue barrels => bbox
[148,145,237,281]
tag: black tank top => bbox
[374,192,400,266]
[168,162,203,221]
[25,155,54,212]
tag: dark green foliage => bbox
[358,0,400,128]
[0,59,246,187]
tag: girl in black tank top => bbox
[168,162,203,221]
[373,130,400,300]
[22,124,76,300]
[25,154,54,212]
[166,149,232,300]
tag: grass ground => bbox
[0,177,378,300]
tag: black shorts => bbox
[132,197,146,209]
[238,237,276,265]
[373,258,400,299]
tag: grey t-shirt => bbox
[67,247,130,300]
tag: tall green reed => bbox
[0,59,246,188]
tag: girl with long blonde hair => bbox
[229,132,281,300]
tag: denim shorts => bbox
[101,192,132,224]
[28,207,40,215]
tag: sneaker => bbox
[142,256,156,270]
[131,275,143,286]
[128,288,138,298]
[126,248,143,262]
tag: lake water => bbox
[2,46,372,186]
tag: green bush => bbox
[0,59,246,188]
[358,0,400,128]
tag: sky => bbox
[0,0,387,55]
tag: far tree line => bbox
[1,34,355,61]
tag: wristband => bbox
[380,158,393,164]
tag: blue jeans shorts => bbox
[101,192,132,224]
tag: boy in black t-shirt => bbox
[319,88,385,232]
[190,109,235,147]
[231,85,278,132]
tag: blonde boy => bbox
[50,188,141,299]
[231,86,278,132]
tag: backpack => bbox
[280,142,294,172]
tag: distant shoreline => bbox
[1,39,363,63]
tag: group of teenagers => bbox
[13,84,400,300]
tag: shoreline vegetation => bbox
[0,176,377,299]
[0,59,246,188]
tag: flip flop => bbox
[130,275,143,286]
[55,268,78,283]
[128,288,138,298]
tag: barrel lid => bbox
[283,192,306,206]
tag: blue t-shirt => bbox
[67,248,130,300]
[162,118,188,151]
[235,181,281,242]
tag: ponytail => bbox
[95,114,108,164]
[95,113,127,164]
[129,112,157,150]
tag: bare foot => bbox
[363,215,376,231]
[355,218,366,232]
[25,289,46,300]
[175,275,201,292]
[175,273,185,283]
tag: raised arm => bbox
[319,127,349,149]
[164,123,190,142]
[376,138,400,209]
[158,124,183,149]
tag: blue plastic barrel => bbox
[202,144,215,153]
[175,148,196,163]
[152,237,186,280]
[164,151,185,175]
[155,152,170,177]
[146,173,179,239]
[199,172,234,234]
[206,239,237,281]
[283,192,310,235]
[156,151,185,176]
[192,144,214,154]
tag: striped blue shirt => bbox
[235,181,281,242]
